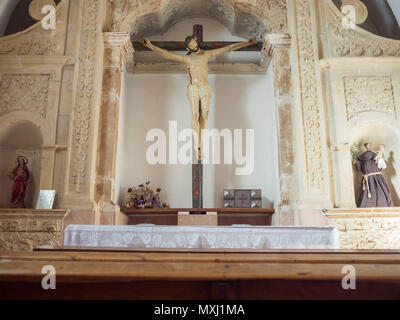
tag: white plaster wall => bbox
[116,18,279,209]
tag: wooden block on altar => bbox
[177,211,217,226]
[122,208,274,226]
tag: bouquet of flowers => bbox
[124,181,169,209]
[351,144,360,162]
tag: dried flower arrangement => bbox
[124,181,169,209]
[351,144,360,162]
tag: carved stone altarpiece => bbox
[0,209,68,252]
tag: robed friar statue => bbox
[139,35,257,158]
[355,143,393,207]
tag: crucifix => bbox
[138,25,259,213]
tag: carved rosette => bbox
[296,0,324,192]
[0,209,68,252]
[326,1,400,57]
[344,76,396,120]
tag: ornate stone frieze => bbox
[0,74,50,117]
[0,209,68,252]
[107,0,287,34]
[324,209,400,249]
[0,0,69,56]
[344,76,396,120]
[326,1,400,57]
[296,0,324,192]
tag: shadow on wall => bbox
[350,121,400,206]
[0,121,43,208]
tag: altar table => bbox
[64,225,339,249]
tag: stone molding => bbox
[324,0,400,58]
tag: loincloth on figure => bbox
[187,84,211,100]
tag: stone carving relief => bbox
[0,209,67,252]
[296,0,324,192]
[70,0,100,192]
[107,0,287,35]
[326,0,400,57]
[328,217,400,249]
[0,0,69,56]
[344,76,396,120]
[0,74,50,117]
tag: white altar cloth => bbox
[64,225,339,249]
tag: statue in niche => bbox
[354,143,393,207]
[8,156,30,208]
[139,35,257,159]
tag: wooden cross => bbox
[133,24,262,52]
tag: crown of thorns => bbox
[17,155,28,165]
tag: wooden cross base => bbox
[192,160,203,214]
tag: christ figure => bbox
[8,156,30,208]
[139,35,257,159]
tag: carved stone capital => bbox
[103,32,134,68]
[266,33,291,48]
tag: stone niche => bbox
[350,122,400,207]
[0,56,68,209]
[321,57,400,208]
[0,121,43,208]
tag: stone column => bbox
[268,34,299,225]
[94,32,133,223]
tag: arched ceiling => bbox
[108,0,288,41]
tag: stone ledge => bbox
[323,207,400,218]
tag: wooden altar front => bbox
[122,208,274,226]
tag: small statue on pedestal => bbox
[8,156,30,208]
[354,143,393,207]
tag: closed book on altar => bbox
[223,189,262,208]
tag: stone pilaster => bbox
[268,34,299,225]
[292,0,333,212]
[94,32,133,220]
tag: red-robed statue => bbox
[8,156,30,208]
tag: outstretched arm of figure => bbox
[139,38,186,64]
[208,39,258,58]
